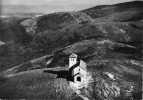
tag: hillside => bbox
[0,1,142,100]
[82,1,143,20]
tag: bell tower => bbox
[69,53,78,68]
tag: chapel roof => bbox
[69,53,78,58]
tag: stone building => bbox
[69,53,90,90]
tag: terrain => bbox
[0,1,142,100]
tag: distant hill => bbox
[0,1,142,100]
[82,1,143,19]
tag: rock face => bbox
[0,1,142,100]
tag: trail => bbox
[79,94,90,100]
